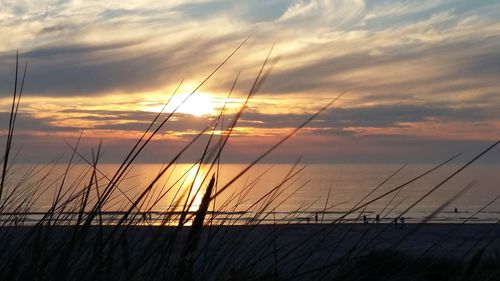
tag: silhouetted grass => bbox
[334,249,500,281]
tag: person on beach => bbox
[142,212,151,221]
[399,216,405,229]
[394,217,398,227]
[454,207,458,213]
[315,213,318,223]
[375,214,380,223]
[363,215,367,224]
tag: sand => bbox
[3,223,499,280]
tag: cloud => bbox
[279,0,366,28]
[244,103,488,128]
[174,0,292,23]
[0,36,245,96]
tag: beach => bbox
[3,223,499,280]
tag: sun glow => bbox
[144,92,217,117]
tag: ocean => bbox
[3,163,500,224]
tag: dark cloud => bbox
[239,103,493,130]
[92,113,212,132]
[0,34,245,97]
[0,110,214,134]
[21,41,142,59]
[38,24,74,35]
[254,36,500,99]
[0,112,79,132]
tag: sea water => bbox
[2,163,499,224]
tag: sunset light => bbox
[143,92,218,117]
[1,1,500,280]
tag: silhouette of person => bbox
[315,213,318,223]
[454,207,458,213]
[142,212,151,221]
[394,217,398,227]
[363,215,367,224]
[399,216,405,229]
[375,214,380,223]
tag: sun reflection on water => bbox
[185,164,206,213]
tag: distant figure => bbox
[375,214,380,223]
[394,217,398,227]
[454,207,458,213]
[142,212,151,221]
[399,216,405,229]
[315,213,319,223]
[363,215,368,224]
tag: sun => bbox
[144,92,217,117]
[173,92,217,117]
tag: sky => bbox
[0,0,499,164]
